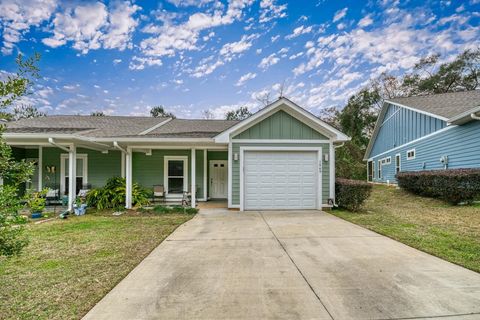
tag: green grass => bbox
[0,210,194,320]
[331,185,480,273]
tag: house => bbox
[364,90,480,184]
[3,98,349,211]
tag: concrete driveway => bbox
[84,210,480,320]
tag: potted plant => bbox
[26,190,46,219]
[74,197,87,215]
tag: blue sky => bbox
[0,0,479,118]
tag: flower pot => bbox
[31,212,43,219]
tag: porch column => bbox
[191,148,196,208]
[125,147,132,209]
[203,149,207,200]
[68,145,77,212]
[38,146,43,191]
[121,152,126,178]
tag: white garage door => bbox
[243,151,318,210]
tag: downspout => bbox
[471,112,480,121]
[113,141,127,154]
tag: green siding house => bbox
[4,98,349,211]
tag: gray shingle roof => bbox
[387,90,480,120]
[143,119,239,138]
[4,115,239,139]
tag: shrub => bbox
[396,169,480,205]
[86,177,150,210]
[150,205,198,214]
[335,178,372,211]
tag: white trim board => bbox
[238,146,323,211]
[367,125,455,161]
[384,100,449,122]
[60,153,88,195]
[231,139,331,143]
[164,156,188,195]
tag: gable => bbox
[232,110,329,140]
[369,103,447,158]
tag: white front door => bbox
[243,151,318,210]
[209,160,227,199]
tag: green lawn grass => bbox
[331,185,480,273]
[0,210,194,320]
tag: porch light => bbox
[324,154,329,162]
[234,153,239,161]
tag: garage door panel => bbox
[244,151,318,210]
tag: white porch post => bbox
[191,148,196,208]
[125,147,132,209]
[203,149,207,200]
[38,146,43,191]
[68,145,77,212]
[121,152,126,178]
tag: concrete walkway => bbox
[84,210,480,320]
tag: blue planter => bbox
[31,212,43,219]
[74,204,87,216]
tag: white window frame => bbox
[164,156,188,195]
[60,153,88,195]
[378,160,382,179]
[395,153,401,174]
[406,149,416,160]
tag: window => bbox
[395,154,401,174]
[380,157,391,165]
[378,160,382,179]
[164,156,188,194]
[407,149,416,160]
[60,154,88,196]
[367,161,373,182]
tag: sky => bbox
[0,0,479,119]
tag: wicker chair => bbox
[152,185,166,204]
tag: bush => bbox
[86,177,150,210]
[151,205,198,214]
[335,178,372,211]
[396,169,480,205]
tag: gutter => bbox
[471,112,480,121]
[48,138,70,152]
[113,141,127,154]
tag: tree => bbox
[90,111,105,116]
[0,54,39,257]
[150,105,176,118]
[402,48,480,94]
[225,106,252,120]
[201,110,214,119]
[12,105,46,120]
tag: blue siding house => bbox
[364,90,480,183]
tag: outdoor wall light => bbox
[324,154,329,162]
[234,153,239,161]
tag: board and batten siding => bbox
[370,103,446,157]
[234,110,329,140]
[371,120,480,183]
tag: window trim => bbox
[378,160,382,179]
[406,149,416,160]
[164,156,188,195]
[60,153,88,195]
[395,153,401,174]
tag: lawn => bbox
[0,210,194,320]
[331,185,480,273]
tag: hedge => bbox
[396,169,480,205]
[335,178,372,211]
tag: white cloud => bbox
[259,0,287,23]
[333,7,348,23]
[191,59,224,78]
[220,34,258,59]
[271,35,280,42]
[358,15,373,27]
[236,72,257,86]
[259,53,280,69]
[0,0,58,54]
[289,52,304,60]
[129,56,162,70]
[113,59,122,65]
[139,0,254,59]
[285,25,313,39]
[42,1,140,54]
[165,0,216,7]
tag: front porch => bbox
[10,143,229,212]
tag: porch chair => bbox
[152,185,166,204]
[182,184,199,207]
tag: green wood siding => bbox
[233,110,328,140]
[133,149,205,197]
[41,147,122,189]
[231,142,331,206]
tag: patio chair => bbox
[152,185,166,204]
[45,187,60,206]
